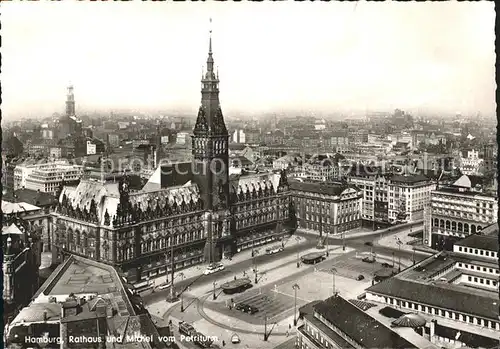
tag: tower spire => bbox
[209,18,212,54]
[66,83,76,117]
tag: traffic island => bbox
[301,252,326,265]
[220,278,253,295]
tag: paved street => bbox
[144,224,433,349]
[143,224,430,305]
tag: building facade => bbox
[2,216,43,325]
[297,295,417,349]
[366,235,500,348]
[290,180,362,237]
[21,162,84,195]
[430,175,498,250]
[386,174,435,223]
[49,32,294,284]
[2,200,52,252]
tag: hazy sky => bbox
[1,2,496,119]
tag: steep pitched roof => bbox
[230,172,281,195]
[59,179,201,228]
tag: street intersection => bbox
[144,224,428,349]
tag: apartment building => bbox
[346,166,435,225]
[430,175,498,250]
[387,173,436,223]
[290,179,362,236]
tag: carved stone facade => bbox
[50,31,294,284]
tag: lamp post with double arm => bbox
[213,281,218,300]
[292,283,300,326]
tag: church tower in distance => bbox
[192,22,231,263]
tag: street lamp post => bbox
[396,238,402,272]
[168,241,176,302]
[264,315,268,341]
[326,230,329,257]
[295,236,300,268]
[412,246,416,265]
[292,283,300,326]
[213,281,217,300]
[342,231,345,251]
[178,273,185,311]
[253,249,259,284]
[392,252,395,268]
[330,268,337,295]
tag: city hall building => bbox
[50,33,294,284]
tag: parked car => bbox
[157,281,171,290]
[364,241,373,246]
[381,263,392,268]
[266,246,284,255]
[362,257,375,263]
[246,305,259,314]
[356,275,365,281]
[235,303,247,312]
[235,303,258,314]
[204,263,225,275]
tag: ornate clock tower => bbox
[192,26,231,263]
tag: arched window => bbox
[471,225,476,234]
[464,223,469,233]
[452,221,457,230]
[439,219,444,228]
[458,223,463,232]
[445,221,451,230]
[82,232,88,248]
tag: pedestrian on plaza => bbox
[289,324,291,330]
[222,340,226,346]
[234,276,237,280]
[286,330,289,337]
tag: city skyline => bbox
[1,1,496,120]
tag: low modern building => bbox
[430,174,498,250]
[24,163,84,196]
[366,233,499,348]
[297,295,418,349]
[14,160,84,194]
[290,180,362,237]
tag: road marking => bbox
[272,289,311,303]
